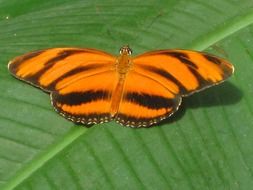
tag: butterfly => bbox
[8,46,234,128]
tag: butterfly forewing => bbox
[133,50,234,96]
[8,48,116,91]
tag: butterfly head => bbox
[119,45,132,56]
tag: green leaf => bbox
[0,0,253,189]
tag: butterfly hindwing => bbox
[133,49,234,96]
[51,70,118,124]
[116,69,182,127]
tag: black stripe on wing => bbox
[52,90,110,106]
[138,54,218,96]
[51,90,112,125]
[24,49,85,85]
[165,52,198,69]
[203,54,222,65]
[139,65,188,94]
[116,94,181,128]
[9,50,45,73]
[46,64,104,90]
[187,67,212,89]
[125,92,175,109]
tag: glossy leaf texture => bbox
[0,0,253,190]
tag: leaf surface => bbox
[0,1,253,189]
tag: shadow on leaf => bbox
[159,82,242,126]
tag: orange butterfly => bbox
[8,46,234,128]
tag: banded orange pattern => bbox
[8,46,234,127]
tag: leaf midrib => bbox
[187,8,253,50]
[3,8,253,190]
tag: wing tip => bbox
[220,59,235,80]
[7,59,16,74]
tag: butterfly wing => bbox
[51,70,118,124]
[8,48,118,124]
[115,49,234,127]
[8,48,116,91]
[132,49,234,96]
[115,69,182,127]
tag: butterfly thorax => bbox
[116,46,133,75]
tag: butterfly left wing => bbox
[132,49,234,96]
[115,49,234,127]
[8,48,118,125]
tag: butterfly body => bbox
[8,46,234,128]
